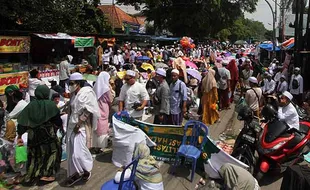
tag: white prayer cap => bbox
[282,91,293,100]
[126,70,136,77]
[177,51,184,57]
[294,67,300,71]
[69,72,83,81]
[245,58,251,62]
[249,77,258,84]
[280,75,286,79]
[222,60,229,66]
[171,69,180,75]
[156,68,166,77]
[67,55,73,63]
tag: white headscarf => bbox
[94,71,110,99]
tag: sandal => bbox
[40,176,55,182]
[65,173,82,187]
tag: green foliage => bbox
[0,0,112,33]
[226,17,269,42]
[117,0,258,37]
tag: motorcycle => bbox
[232,104,261,175]
[255,104,310,181]
[233,100,310,181]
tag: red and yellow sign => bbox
[0,36,31,53]
[0,71,28,95]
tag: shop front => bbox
[0,36,31,94]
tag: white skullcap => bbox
[69,72,83,81]
[282,91,293,100]
[280,75,286,79]
[156,68,166,77]
[245,58,251,62]
[249,77,258,84]
[294,67,300,71]
[67,55,73,63]
[126,70,136,77]
[177,51,184,57]
[222,60,229,66]
[171,69,180,75]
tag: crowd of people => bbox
[0,41,307,189]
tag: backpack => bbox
[292,77,299,89]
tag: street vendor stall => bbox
[0,36,31,94]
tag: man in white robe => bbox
[65,73,100,186]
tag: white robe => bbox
[67,86,100,177]
[289,74,303,95]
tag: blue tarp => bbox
[259,43,281,51]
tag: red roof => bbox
[98,5,141,29]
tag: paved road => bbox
[20,107,284,190]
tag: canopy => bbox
[281,38,295,50]
[186,69,202,82]
[259,43,280,51]
[34,33,74,40]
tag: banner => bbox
[74,37,94,48]
[115,116,249,179]
[0,36,30,53]
[97,37,115,46]
[0,71,29,95]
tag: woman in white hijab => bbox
[93,71,112,150]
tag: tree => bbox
[0,0,111,33]
[116,0,259,37]
[225,17,268,42]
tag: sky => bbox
[100,0,280,30]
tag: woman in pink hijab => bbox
[93,72,112,150]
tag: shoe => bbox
[82,171,91,181]
[65,174,82,187]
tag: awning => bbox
[281,38,294,50]
[34,33,74,40]
[259,43,280,51]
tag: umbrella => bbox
[155,62,169,69]
[193,59,204,63]
[185,60,198,69]
[234,40,248,45]
[83,74,97,81]
[186,69,202,82]
[141,62,155,71]
[117,71,127,79]
[136,56,151,61]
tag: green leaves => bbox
[117,0,259,37]
[0,0,111,33]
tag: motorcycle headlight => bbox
[258,140,288,155]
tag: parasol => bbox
[185,60,198,69]
[234,40,248,45]
[83,74,97,81]
[117,71,127,79]
[136,56,151,61]
[155,62,169,69]
[141,62,155,71]
[186,68,202,82]
[193,59,204,63]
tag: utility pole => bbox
[264,0,276,56]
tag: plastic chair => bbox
[171,120,209,182]
[101,156,139,190]
[113,111,130,122]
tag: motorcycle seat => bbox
[285,131,305,149]
[299,123,310,134]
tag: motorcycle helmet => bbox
[237,105,253,121]
[261,104,277,120]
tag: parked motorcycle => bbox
[232,105,261,175]
[255,104,310,180]
[233,101,310,181]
